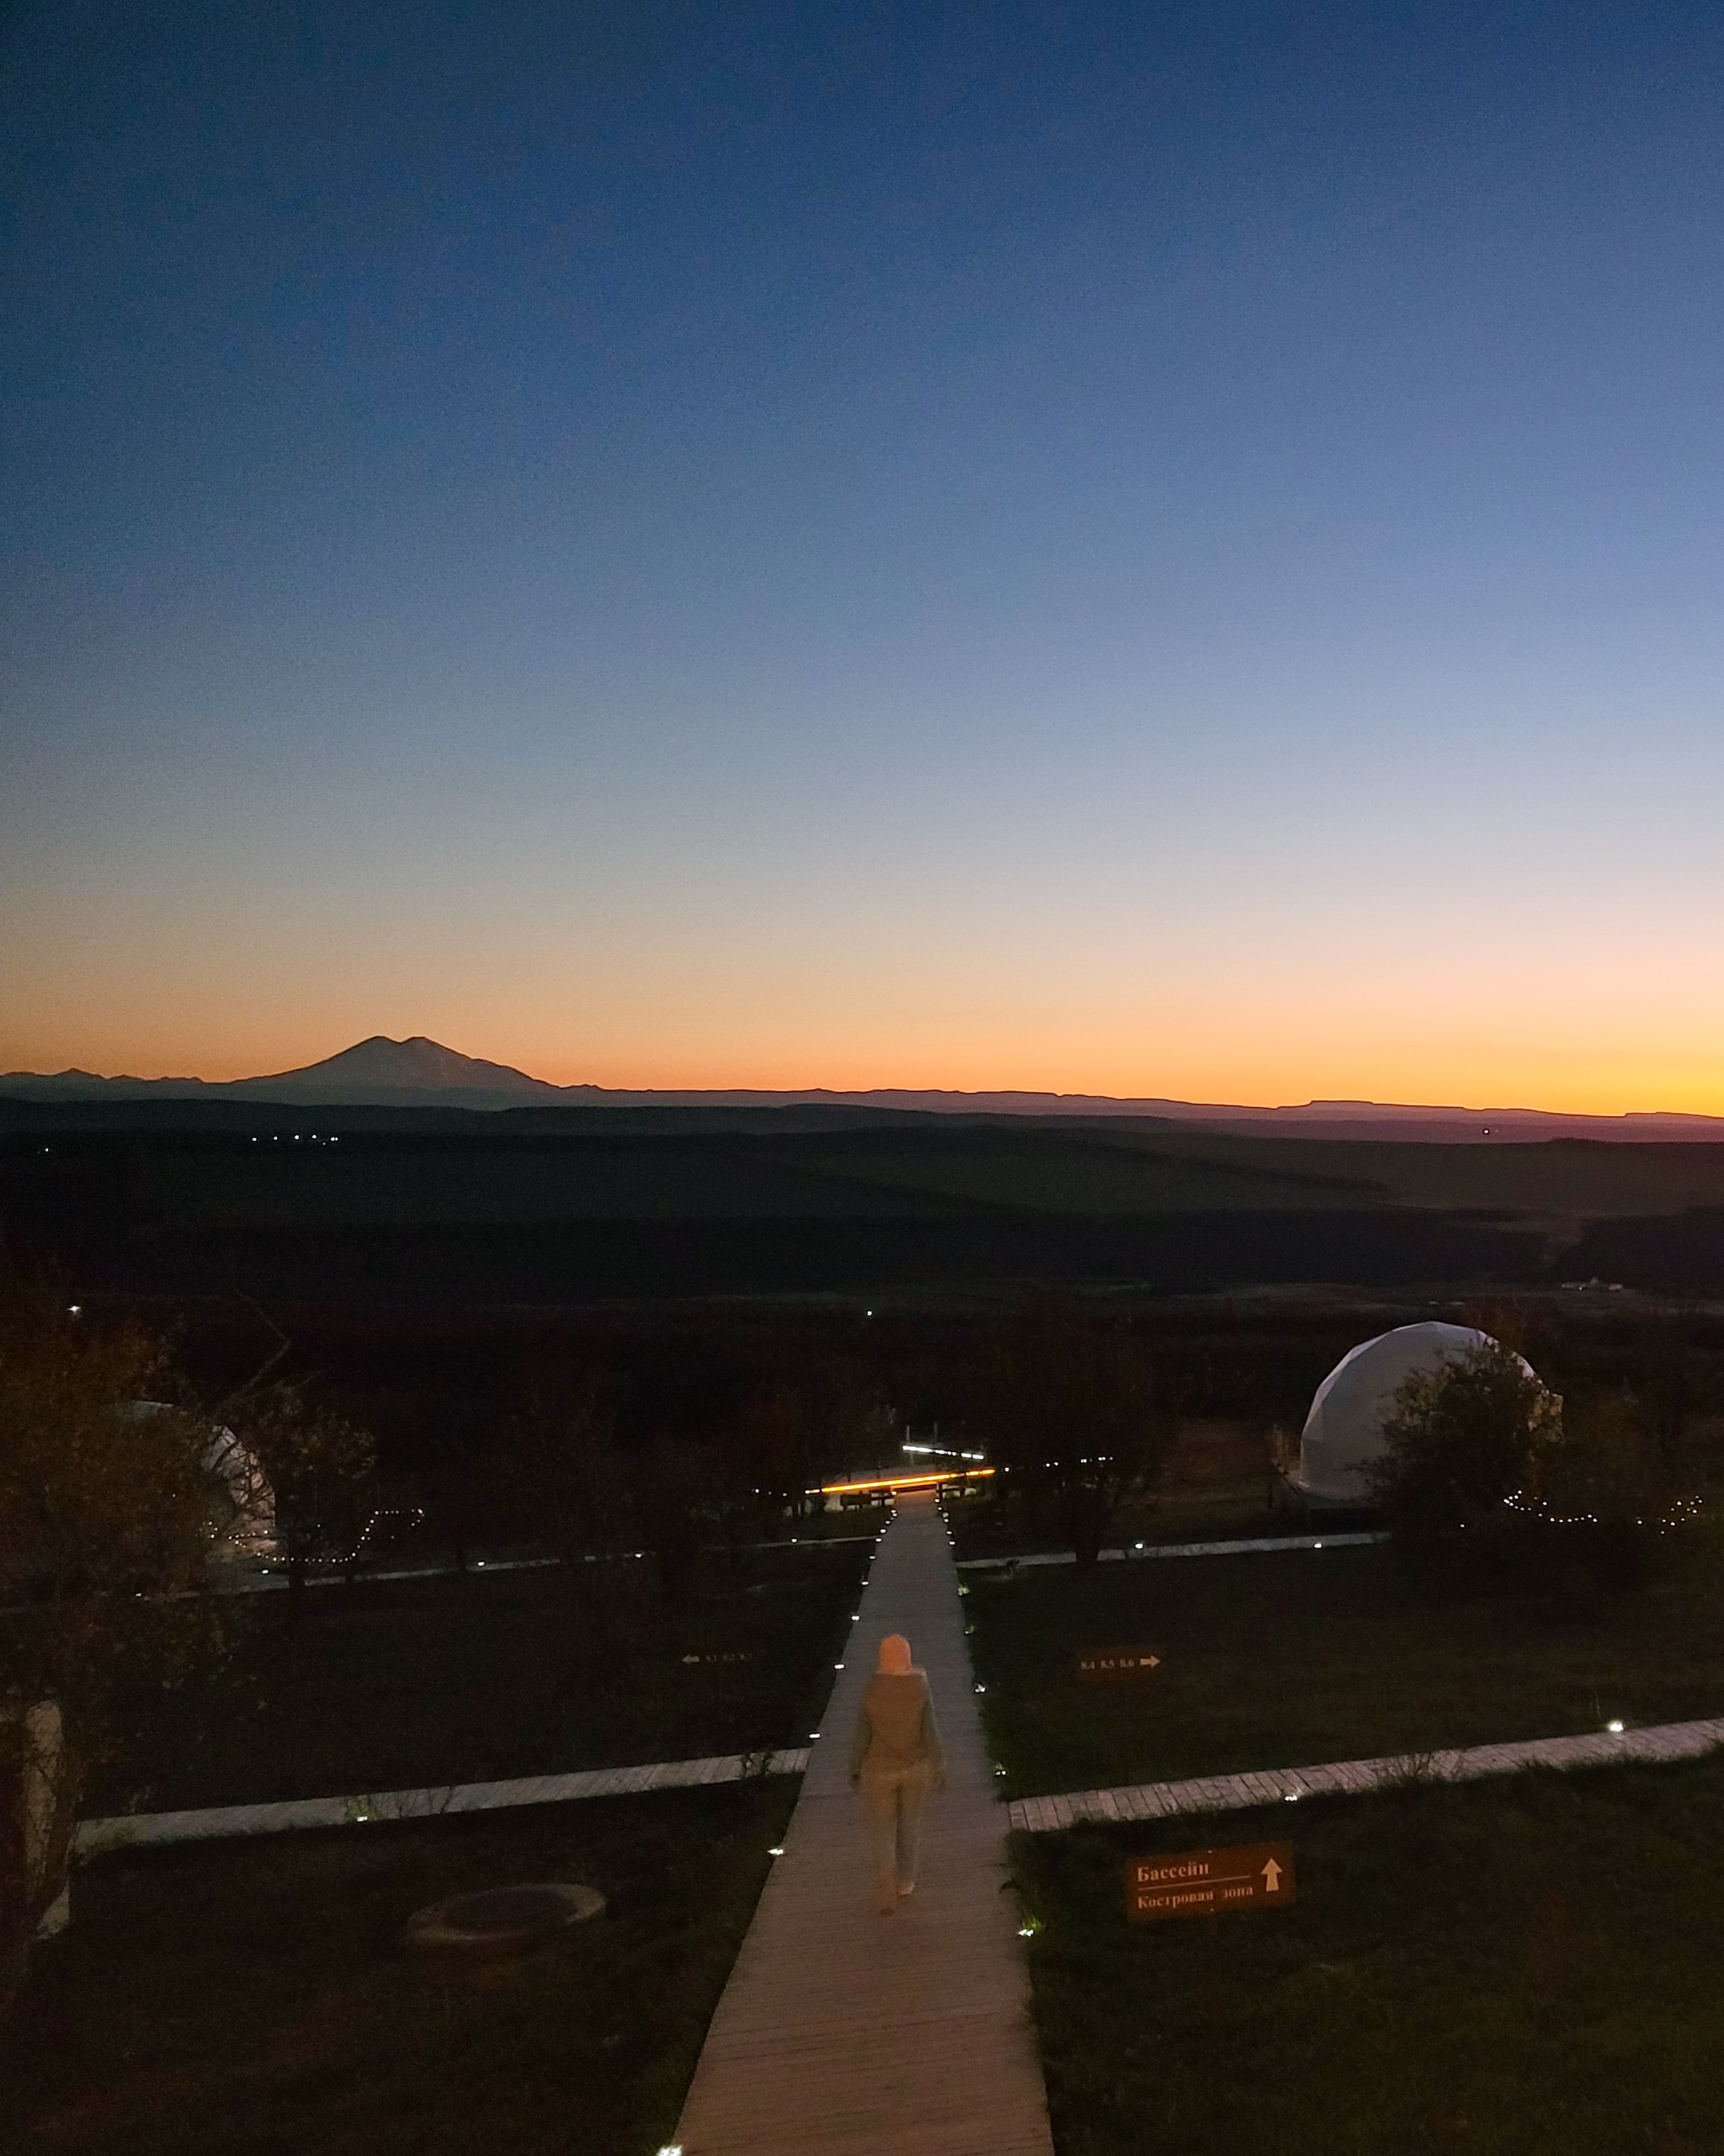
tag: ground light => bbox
[1607,1719,1626,1733]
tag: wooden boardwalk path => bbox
[957,1529,1386,1571]
[1008,1714,1724,1833]
[75,1747,811,1854]
[671,1493,1054,2156]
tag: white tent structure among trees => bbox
[1287,1323,1539,1507]
[123,1401,277,1562]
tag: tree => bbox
[489,1381,629,1567]
[1529,1387,1691,1592]
[486,1381,649,1680]
[1369,1340,1562,1562]
[631,1436,724,1616]
[733,1387,819,1530]
[226,1382,378,1605]
[971,1294,1175,1568]
[0,1280,227,2013]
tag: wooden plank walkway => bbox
[671,1492,1054,2156]
[75,1747,811,1855]
[957,1530,1386,1572]
[84,1705,1724,1858]
[1008,1714,1724,1833]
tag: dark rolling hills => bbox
[6,1094,1724,1304]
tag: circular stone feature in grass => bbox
[406,1882,605,1953]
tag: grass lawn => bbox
[1013,1754,1724,2156]
[967,1527,1724,1797]
[950,1488,1304,1563]
[94,1540,870,1813]
[6,1779,791,2156]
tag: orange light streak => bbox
[811,1467,997,1495]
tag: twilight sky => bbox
[7,0,1724,1109]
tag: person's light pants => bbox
[860,1762,931,1893]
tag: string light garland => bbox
[266,1504,428,1575]
[1501,1490,1704,1534]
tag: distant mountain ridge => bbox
[5,1035,1724,1142]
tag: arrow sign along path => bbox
[1077,1646,1164,1682]
[1125,1841,1296,1923]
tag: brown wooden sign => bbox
[1125,1841,1296,1922]
[1077,1647,1163,1683]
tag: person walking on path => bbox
[849,1631,946,1914]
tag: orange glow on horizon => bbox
[9,950,1724,1122]
[8,1020,1724,1121]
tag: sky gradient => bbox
[8,1,1724,1110]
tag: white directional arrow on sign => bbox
[1261,1859,1284,1893]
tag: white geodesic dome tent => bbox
[1288,1323,1536,1507]
[123,1401,278,1560]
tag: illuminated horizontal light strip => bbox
[811,1468,997,1495]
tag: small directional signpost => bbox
[1076,1646,1163,1683]
[1125,1841,1296,1922]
